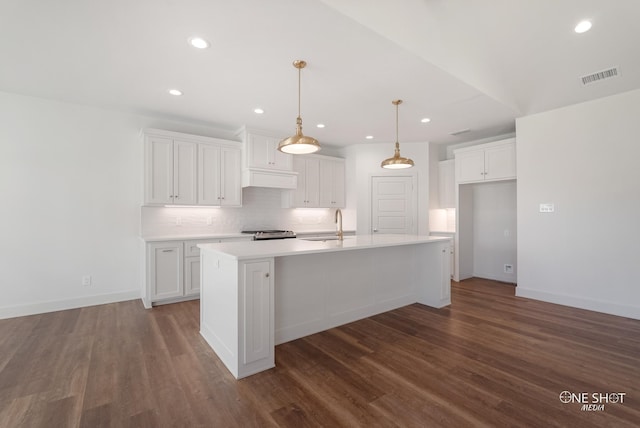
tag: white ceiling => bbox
[1,0,639,148]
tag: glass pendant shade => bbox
[278,60,320,154]
[381,99,414,169]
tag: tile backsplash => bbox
[141,187,338,237]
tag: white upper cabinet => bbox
[246,132,292,171]
[289,157,320,207]
[454,138,516,184]
[144,129,242,206]
[438,159,455,209]
[319,158,345,208]
[198,144,242,207]
[283,154,345,208]
[144,137,197,205]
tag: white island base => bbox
[199,235,451,379]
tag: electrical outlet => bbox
[82,275,92,286]
[504,264,514,274]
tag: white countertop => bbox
[141,230,355,242]
[142,233,249,242]
[198,234,451,260]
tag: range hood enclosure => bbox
[236,127,299,189]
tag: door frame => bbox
[369,172,418,235]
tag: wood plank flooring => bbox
[1,278,639,427]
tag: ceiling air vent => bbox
[449,128,470,136]
[580,67,619,86]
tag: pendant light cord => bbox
[297,66,302,119]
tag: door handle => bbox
[373,228,378,233]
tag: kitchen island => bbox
[198,234,452,379]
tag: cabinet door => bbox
[455,150,486,183]
[247,133,272,169]
[270,138,293,171]
[145,137,174,204]
[184,256,200,296]
[149,242,183,301]
[220,147,242,207]
[242,260,273,365]
[290,156,307,207]
[303,158,320,207]
[198,144,222,206]
[484,143,516,181]
[173,141,198,205]
[438,160,455,208]
[319,159,345,208]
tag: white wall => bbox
[516,88,640,320]
[344,142,429,236]
[0,91,144,318]
[472,181,517,283]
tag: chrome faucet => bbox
[335,208,344,241]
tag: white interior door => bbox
[371,176,416,234]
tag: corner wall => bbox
[516,89,640,319]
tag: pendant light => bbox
[381,99,414,169]
[278,60,321,154]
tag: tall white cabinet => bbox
[144,129,242,207]
[453,138,517,283]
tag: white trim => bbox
[0,290,141,320]
[516,287,640,320]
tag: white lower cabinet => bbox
[148,242,184,301]
[145,236,252,306]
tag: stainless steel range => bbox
[241,230,296,240]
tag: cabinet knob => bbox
[373,228,378,232]
[265,272,270,278]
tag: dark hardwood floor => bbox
[1,278,639,427]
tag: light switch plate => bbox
[539,203,555,213]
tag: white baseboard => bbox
[0,290,141,320]
[516,287,640,320]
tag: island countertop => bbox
[198,234,451,260]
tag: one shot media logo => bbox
[559,390,627,412]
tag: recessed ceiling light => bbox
[168,89,183,96]
[316,123,325,128]
[253,108,264,114]
[365,135,374,140]
[421,118,431,123]
[189,37,210,49]
[574,20,592,33]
